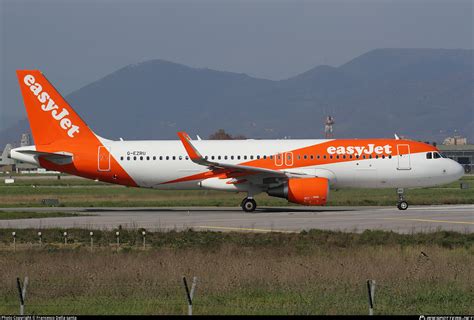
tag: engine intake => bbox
[267,177,329,206]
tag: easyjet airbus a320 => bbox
[11,71,464,212]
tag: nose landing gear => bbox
[241,198,257,212]
[396,188,408,210]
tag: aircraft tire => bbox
[397,201,408,210]
[241,198,257,212]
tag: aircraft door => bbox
[98,146,111,172]
[397,144,411,170]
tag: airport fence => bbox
[3,274,383,315]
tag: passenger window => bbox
[218,156,221,160]
[159,156,163,160]
[317,155,320,159]
[250,155,254,160]
[257,155,260,159]
[343,155,346,159]
[237,155,241,160]
[297,155,301,160]
[127,156,130,161]
[185,156,189,160]
[153,156,156,160]
[224,156,228,160]
[211,156,215,160]
[139,156,143,160]
[310,155,314,160]
[362,155,366,159]
[166,156,169,160]
[244,156,247,160]
[179,156,182,160]
[350,155,353,159]
[172,156,176,160]
[231,156,234,160]
[323,155,327,159]
[336,155,339,159]
[434,152,441,159]
[369,155,372,159]
[382,155,385,159]
[269,155,273,160]
[120,156,124,161]
[330,155,333,159]
[388,155,392,159]
[263,155,267,159]
[375,155,378,159]
[304,155,307,160]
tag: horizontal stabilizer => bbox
[14,149,73,165]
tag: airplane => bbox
[10,70,465,212]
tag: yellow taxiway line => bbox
[381,218,474,225]
[196,225,298,233]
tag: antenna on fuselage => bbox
[394,134,400,140]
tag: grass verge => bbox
[0,211,84,220]
[0,176,472,208]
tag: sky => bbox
[0,0,473,130]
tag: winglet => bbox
[177,131,203,161]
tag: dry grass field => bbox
[0,230,472,315]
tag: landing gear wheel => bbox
[397,201,408,211]
[396,188,408,211]
[241,198,257,212]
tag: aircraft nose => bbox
[450,160,465,181]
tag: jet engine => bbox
[267,177,329,206]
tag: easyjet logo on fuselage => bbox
[23,74,80,138]
[327,144,392,156]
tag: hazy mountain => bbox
[2,48,472,147]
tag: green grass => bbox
[0,211,85,220]
[0,176,472,207]
[0,229,472,315]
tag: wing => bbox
[177,131,309,179]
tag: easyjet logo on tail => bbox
[327,144,392,156]
[23,74,80,138]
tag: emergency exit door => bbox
[397,144,411,170]
[98,146,111,171]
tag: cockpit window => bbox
[433,152,441,159]
[426,152,432,159]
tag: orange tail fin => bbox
[16,70,96,147]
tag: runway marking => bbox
[196,225,297,233]
[381,218,474,225]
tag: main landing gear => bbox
[241,198,257,212]
[396,188,409,210]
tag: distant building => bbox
[20,133,31,147]
[0,144,15,172]
[0,133,37,173]
[443,135,467,146]
[324,116,335,139]
[438,144,474,174]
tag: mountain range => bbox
[2,48,473,146]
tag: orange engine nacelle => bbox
[267,177,329,206]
